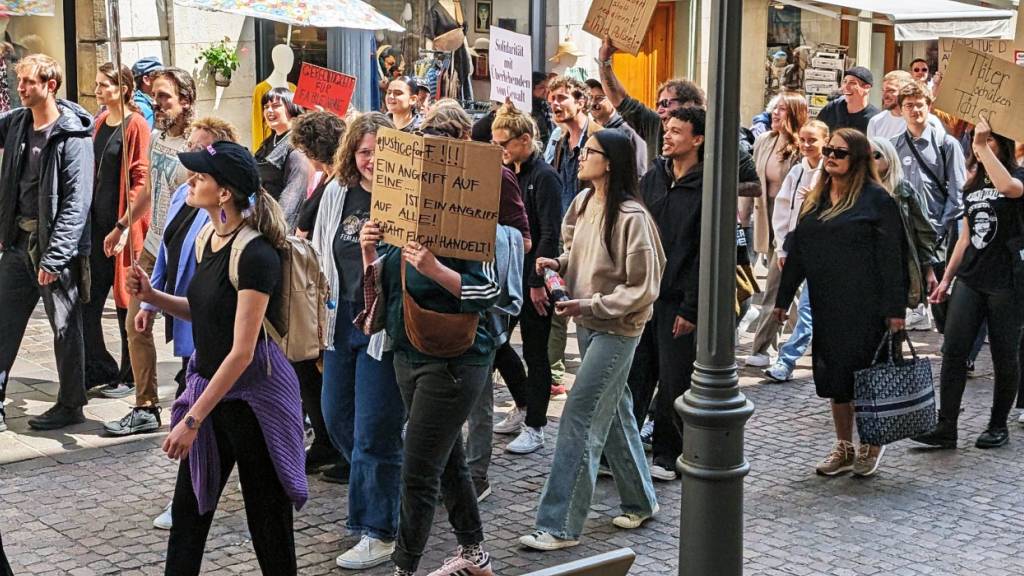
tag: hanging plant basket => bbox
[214,70,232,87]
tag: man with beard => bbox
[585,78,647,175]
[103,67,196,436]
[0,54,94,431]
[867,70,945,139]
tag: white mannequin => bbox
[265,44,294,88]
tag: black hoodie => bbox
[640,156,702,323]
[0,99,94,275]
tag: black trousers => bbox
[649,301,698,468]
[0,528,12,576]
[293,358,338,456]
[392,355,491,572]
[81,239,133,387]
[0,247,86,410]
[938,282,1024,429]
[625,323,658,430]
[495,301,554,429]
[165,401,296,576]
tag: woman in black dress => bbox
[774,127,906,478]
[254,87,310,229]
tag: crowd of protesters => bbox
[0,36,1022,576]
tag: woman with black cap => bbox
[127,141,308,575]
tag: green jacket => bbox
[896,180,939,307]
[381,246,500,366]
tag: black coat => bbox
[0,100,94,274]
[777,182,906,402]
[516,151,562,288]
[640,157,702,323]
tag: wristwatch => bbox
[115,221,127,232]
[184,414,201,431]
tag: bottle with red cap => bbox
[543,268,571,303]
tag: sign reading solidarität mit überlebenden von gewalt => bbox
[489,26,533,113]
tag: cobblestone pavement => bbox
[3,300,1024,575]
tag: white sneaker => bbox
[153,501,173,530]
[1018,412,1024,426]
[493,406,526,435]
[336,535,395,569]
[519,530,580,551]
[506,426,545,454]
[612,504,659,529]
[649,463,678,481]
[905,308,932,331]
[745,353,771,368]
[763,362,793,383]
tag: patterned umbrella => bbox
[0,0,55,16]
[173,0,404,31]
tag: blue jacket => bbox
[133,90,155,129]
[141,182,208,357]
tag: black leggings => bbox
[165,401,295,576]
[938,281,1024,429]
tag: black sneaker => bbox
[321,461,350,484]
[473,477,491,502]
[910,419,957,449]
[103,407,162,436]
[28,404,86,430]
[305,443,340,474]
[976,427,1009,449]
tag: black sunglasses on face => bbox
[822,146,851,160]
[872,151,883,160]
[656,98,683,109]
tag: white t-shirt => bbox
[866,110,946,140]
[143,130,189,255]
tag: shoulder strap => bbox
[227,225,261,290]
[194,222,215,263]
[904,131,946,190]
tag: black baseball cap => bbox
[178,141,260,195]
[843,66,874,86]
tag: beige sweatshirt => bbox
[556,191,666,337]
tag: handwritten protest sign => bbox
[583,0,658,55]
[937,38,1012,74]
[933,44,1024,142]
[293,63,356,117]
[370,128,503,261]
[489,26,533,112]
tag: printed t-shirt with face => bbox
[143,130,189,255]
[956,166,1024,293]
[333,184,371,308]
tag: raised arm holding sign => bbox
[933,44,1024,142]
[583,0,658,55]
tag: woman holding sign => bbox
[312,112,406,570]
[522,129,664,551]
[358,130,501,575]
[384,76,423,133]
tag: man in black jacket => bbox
[0,54,94,431]
[638,106,705,481]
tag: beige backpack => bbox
[196,223,329,362]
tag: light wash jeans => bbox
[535,325,657,540]
[777,283,812,371]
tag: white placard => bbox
[489,26,533,113]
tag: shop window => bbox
[255,21,326,85]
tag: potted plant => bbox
[196,38,240,87]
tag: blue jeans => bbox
[535,326,657,540]
[321,301,404,540]
[777,283,812,371]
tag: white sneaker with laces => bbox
[336,535,395,569]
[763,362,793,383]
[519,531,579,551]
[649,463,678,481]
[153,501,173,530]
[905,307,932,331]
[506,426,545,454]
[745,353,771,368]
[493,406,526,435]
[612,504,660,529]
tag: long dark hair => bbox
[98,62,140,114]
[579,129,642,263]
[965,131,1016,192]
[801,128,878,221]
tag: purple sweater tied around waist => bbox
[172,338,308,515]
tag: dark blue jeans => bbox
[321,301,404,540]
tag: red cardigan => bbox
[93,110,152,308]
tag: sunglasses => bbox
[491,137,514,149]
[912,68,928,73]
[656,98,684,109]
[822,146,851,160]
[872,151,883,160]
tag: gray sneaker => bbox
[104,407,161,436]
[101,383,136,399]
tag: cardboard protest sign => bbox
[293,63,356,117]
[937,38,1012,74]
[933,44,1024,142]
[370,128,503,261]
[583,0,658,56]
[489,26,533,112]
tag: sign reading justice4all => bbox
[370,128,503,262]
[293,63,356,117]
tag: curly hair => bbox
[658,79,704,108]
[547,75,590,110]
[335,112,394,188]
[189,116,239,143]
[291,111,346,167]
